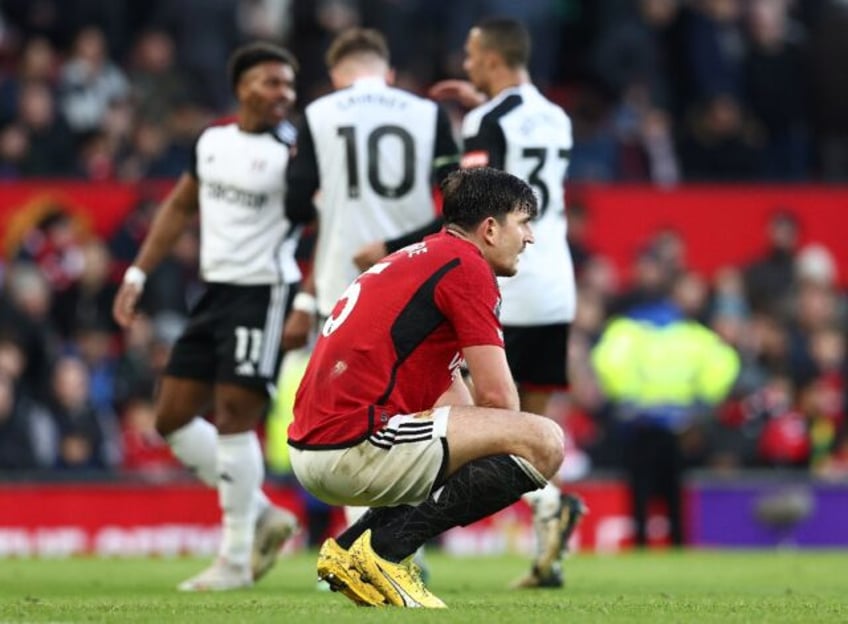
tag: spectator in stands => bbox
[566,87,620,182]
[652,227,688,281]
[120,396,181,479]
[16,210,85,295]
[705,267,774,471]
[806,0,848,181]
[710,267,762,390]
[591,0,683,113]
[0,345,58,470]
[756,374,809,467]
[609,245,673,317]
[441,0,566,92]
[74,98,134,181]
[51,240,118,340]
[0,37,59,125]
[113,312,158,410]
[237,0,293,44]
[287,0,363,103]
[0,0,74,52]
[743,209,799,315]
[564,287,611,465]
[0,122,28,179]
[49,354,121,471]
[682,0,747,102]
[152,0,241,112]
[0,262,58,397]
[13,80,75,176]
[119,118,189,181]
[677,93,763,180]
[126,29,190,124]
[108,195,157,274]
[590,0,683,184]
[0,371,41,469]
[72,319,118,415]
[744,0,810,180]
[672,269,710,323]
[111,196,200,318]
[751,311,793,378]
[802,327,848,478]
[786,246,844,388]
[58,26,129,137]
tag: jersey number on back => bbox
[337,125,416,199]
[521,147,570,216]
[322,261,392,337]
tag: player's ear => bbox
[485,50,500,71]
[235,76,248,101]
[329,67,347,90]
[479,216,499,244]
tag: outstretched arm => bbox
[112,174,199,328]
[428,79,486,109]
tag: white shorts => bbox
[289,406,450,507]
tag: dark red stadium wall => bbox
[3,481,846,555]
[1,182,845,286]
[574,184,848,287]
[0,181,172,258]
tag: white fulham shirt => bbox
[462,84,576,326]
[192,121,301,285]
[286,77,458,316]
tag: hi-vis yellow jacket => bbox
[591,316,740,430]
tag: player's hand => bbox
[282,310,313,350]
[428,80,486,108]
[353,241,388,271]
[112,282,142,328]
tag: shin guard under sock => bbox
[370,454,546,562]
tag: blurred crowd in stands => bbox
[0,0,845,480]
[2,0,848,183]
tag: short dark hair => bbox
[325,28,390,69]
[475,17,531,68]
[441,168,537,230]
[227,42,299,93]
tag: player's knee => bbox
[214,397,264,434]
[154,408,185,438]
[532,418,565,479]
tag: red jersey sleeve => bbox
[435,251,504,349]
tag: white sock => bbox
[167,418,271,513]
[217,431,264,566]
[523,481,561,517]
[522,481,562,558]
[167,417,218,487]
[344,506,368,526]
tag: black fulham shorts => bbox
[503,323,570,389]
[166,282,293,392]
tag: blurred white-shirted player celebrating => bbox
[283,27,459,561]
[112,42,303,591]
[429,17,587,588]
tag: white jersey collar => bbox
[350,76,388,89]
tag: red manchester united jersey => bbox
[288,231,503,448]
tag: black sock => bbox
[335,505,412,549]
[370,454,545,562]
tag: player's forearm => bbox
[133,180,197,274]
[473,382,520,412]
[462,345,520,411]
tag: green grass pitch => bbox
[0,550,846,623]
